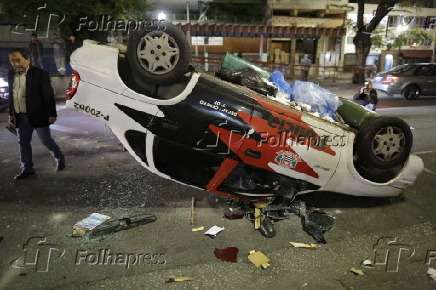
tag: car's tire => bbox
[127,21,191,85]
[355,117,413,169]
[402,84,420,100]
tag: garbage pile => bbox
[216,53,342,122]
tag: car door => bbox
[413,65,436,94]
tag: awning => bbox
[400,50,433,59]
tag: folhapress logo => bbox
[10,237,65,272]
[10,3,65,38]
[365,237,415,272]
[75,249,166,269]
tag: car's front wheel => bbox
[402,84,420,100]
[127,21,191,85]
[355,117,413,170]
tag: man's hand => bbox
[49,117,57,124]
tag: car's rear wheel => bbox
[127,21,191,85]
[355,117,413,169]
[402,84,420,100]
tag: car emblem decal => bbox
[275,151,302,169]
[209,109,320,179]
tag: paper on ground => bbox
[428,268,436,281]
[204,226,224,237]
[73,213,110,230]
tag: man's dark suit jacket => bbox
[8,66,57,128]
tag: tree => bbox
[352,0,398,83]
[352,0,432,83]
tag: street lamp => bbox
[158,12,167,20]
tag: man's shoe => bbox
[56,162,65,171]
[14,170,35,180]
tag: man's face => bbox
[9,52,30,73]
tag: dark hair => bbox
[31,33,37,37]
[9,48,29,60]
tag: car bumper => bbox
[319,134,423,197]
[372,82,402,95]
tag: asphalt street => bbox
[0,83,435,290]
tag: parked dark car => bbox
[372,63,436,99]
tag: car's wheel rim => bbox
[372,126,405,162]
[136,31,180,75]
[406,86,418,99]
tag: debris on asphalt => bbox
[166,276,193,283]
[190,197,196,225]
[214,247,239,263]
[289,242,317,250]
[204,225,224,237]
[427,268,436,281]
[73,213,110,231]
[349,267,365,276]
[336,279,354,290]
[191,226,204,232]
[299,203,335,244]
[92,214,157,236]
[248,250,270,269]
[72,228,87,237]
[361,258,374,268]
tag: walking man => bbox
[300,54,312,81]
[8,48,65,180]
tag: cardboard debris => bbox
[192,226,204,232]
[290,242,317,250]
[361,258,374,267]
[167,276,193,282]
[190,197,196,225]
[72,228,87,237]
[349,267,365,276]
[73,213,110,231]
[428,268,436,281]
[248,250,270,269]
[204,226,224,237]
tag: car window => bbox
[428,66,436,77]
[414,65,434,76]
[389,64,413,73]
